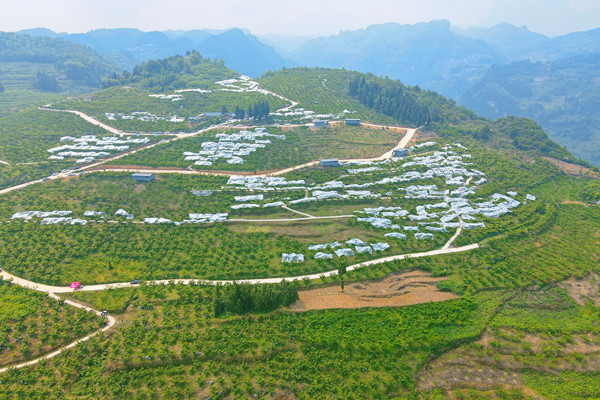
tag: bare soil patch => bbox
[289,270,457,311]
[542,157,600,179]
[560,273,600,306]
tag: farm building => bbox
[203,112,223,118]
[320,159,340,167]
[345,119,361,126]
[392,148,409,157]
[131,173,155,182]
[313,120,330,128]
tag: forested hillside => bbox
[0,32,119,87]
[101,50,238,91]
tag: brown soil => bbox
[542,157,600,179]
[560,273,600,306]
[91,165,189,172]
[289,270,458,311]
[407,129,439,147]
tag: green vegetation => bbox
[110,124,403,171]
[260,67,397,123]
[348,74,466,126]
[0,280,103,367]
[0,32,119,87]
[0,284,500,399]
[212,281,299,317]
[434,204,599,294]
[0,216,444,286]
[0,108,159,190]
[524,371,600,400]
[52,86,286,133]
[101,50,236,91]
[0,62,102,117]
[1,57,599,400]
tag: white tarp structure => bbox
[188,213,228,223]
[235,194,264,202]
[11,210,72,220]
[355,246,373,254]
[183,128,286,166]
[231,204,260,209]
[371,242,391,251]
[308,242,341,251]
[415,233,434,240]
[41,217,86,225]
[49,135,149,161]
[346,238,367,246]
[263,201,285,208]
[314,252,333,259]
[144,217,173,224]
[84,211,106,218]
[385,232,407,239]
[282,253,304,263]
[334,248,355,257]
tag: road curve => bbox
[0,234,478,373]
[1,240,479,294]
[0,292,115,374]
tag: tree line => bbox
[212,281,298,316]
[349,75,438,126]
[102,50,236,91]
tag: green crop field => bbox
[109,124,405,171]
[0,279,103,368]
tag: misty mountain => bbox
[17,27,288,77]
[460,53,600,166]
[193,29,289,77]
[287,20,499,99]
[455,23,550,61]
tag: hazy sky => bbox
[3,0,599,37]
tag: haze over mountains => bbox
[8,20,600,166]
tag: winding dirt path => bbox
[0,224,478,374]
[0,292,115,374]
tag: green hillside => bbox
[0,32,120,116]
[0,60,599,400]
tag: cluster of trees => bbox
[102,50,236,91]
[493,116,573,160]
[33,72,60,92]
[247,100,270,119]
[349,76,440,126]
[231,101,271,120]
[212,281,298,316]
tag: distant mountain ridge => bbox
[461,52,600,166]
[18,27,289,77]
